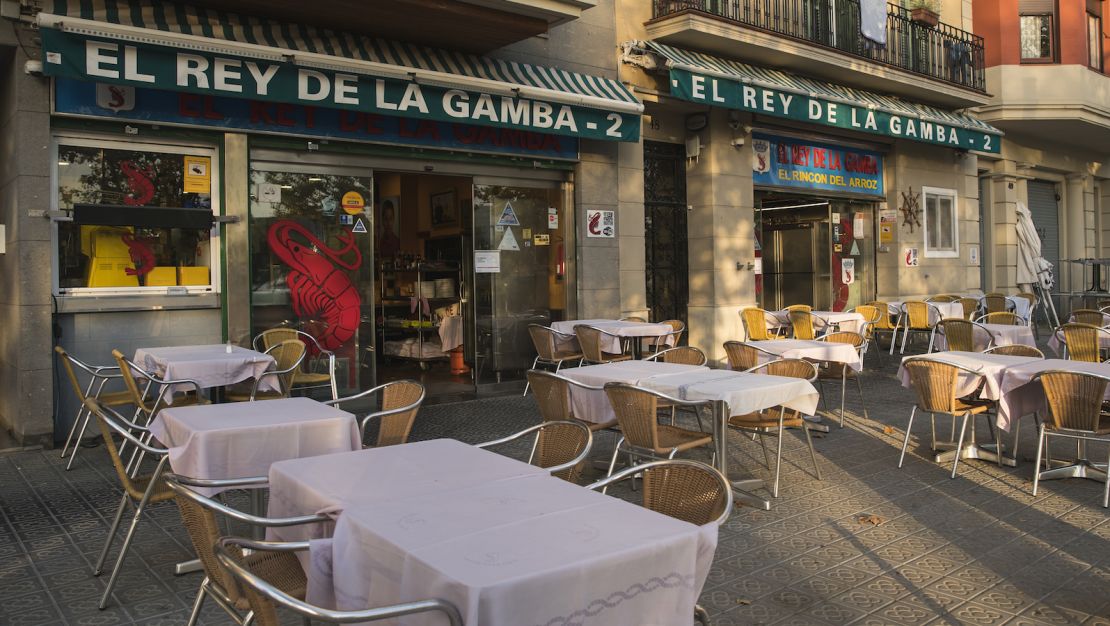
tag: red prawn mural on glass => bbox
[120,160,156,206]
[267,220,362,351]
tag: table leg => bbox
[713,400,771,510]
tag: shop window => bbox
[1089,12,1103,70]
[923,187,959,258]
[53,138,219,295]
[1019,13,1055,62]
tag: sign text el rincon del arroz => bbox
[40,30,641,142]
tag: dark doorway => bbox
[644,141,688,330]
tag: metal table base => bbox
[1039,458,1108,482]
[712,399,771,510]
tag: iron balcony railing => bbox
[651,0,986,92]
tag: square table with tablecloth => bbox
[768,310,867,335]
[995,359,1110,432]
[745,339,864,372]
[897,351,1043,409]
[562,361,709,425]
[149,397,359,495]
[931,323,1036,352]
[134,344,277,400]
[307,473,717,626]
[550,319,674,356]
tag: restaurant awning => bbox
[37,1,643,142]
[623,40,1001,153]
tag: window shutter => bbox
[1019,0,1055,13]
[1087,0,1101,17]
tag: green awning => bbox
[626,40,1001,153]
[38,1,643,142]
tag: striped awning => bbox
[37,1,643,141]
[628,40,1001,152]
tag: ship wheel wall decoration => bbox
[900,187,922,233]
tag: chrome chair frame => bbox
[476,420,593,477]
[523,324,584,395]
[215,538,464,625]
[723,341,780,371]
[928,318,996,353]
[113,354,204,475]
[325,380,426,446]
[817,332,869,425]
[252,328,338,401]
[739,358,821,495]
[1030,370,1110,507]
[644,346,708,366]
[238,341,308,401]
[893,301,943,355]
[575,324,633,364]
[56,348,140,470]
[1053,323,1110,362]
[982,344,1045,358]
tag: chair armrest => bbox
[585,459,733,526]
[475,421,593,477]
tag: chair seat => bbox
[653,425,713,453]
[581,418,618,432]
[551,350,583,361]
[1060,413,1110,436]
[151,393,209,411]
[242,549,307,601]
[98,390,137,407]
[124,475,175,503]
[728,409,805,430]
[292,371,331,385]
[602,353,632,363]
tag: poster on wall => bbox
[751,132,884,197]
[969,245,980,266]
[475,250,501,273]
[879,210,896,244]
[841,258,855,285]
[183,156,211,193]
[904,247,919,267]
[586,209,615,238]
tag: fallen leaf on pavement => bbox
[858,514,887,526]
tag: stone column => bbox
[685,109,755,365]
[1100,181,1110,257]
[617,139,648,319]
[958,153,980,291]
[989,170,1019,292]
[1064,173,1091,292]
[576,140,621,318]
[223,133,252,345]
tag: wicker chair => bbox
[645,319,686,352]
[601,383,714,490]
[740,307,775,341]
[787,309,817,340]
[818,331,869,426]
[326,380,425,447]
[477,420,593,483]
[165,474,330,626]
[852,305,881,365]
[215,537,463,626]
[526,370,615,431]
[111,349,206,421]
[1071,308,1105,326]
[575,325,632,364]
[645,346,707,366]
[523,324,584,395]
[977,311,1020,325]
[958,297,980,321]
[899,358,995,478]
[55,347,135,470]
[1014,292,1038,328]
[732,358,820,497]
[619,316,647,322]
[784,304,812,312]
[933,318,994,353]
[723,341,776,371]
[893,301,941,355]
[1098,299,1110,311]
[983,344,1045,358]
[226,339,307,401]
[865,300,898,350]
[927,294,959,302]
[83,398,174,610]
[982,293,1011,315]
[1032,370,1110,507]
[254,328,338,401]
[1055,323,1110,363]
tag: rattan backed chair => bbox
[523,324,584,395]
[740,307,775,341]
[853,305,881,364]
[645,319,686,352]
[722,341,776,371]
[586,459,732,526]
[254,328,338,401]
[476,420,593,483]
[894,301,941,355]
[83,398,174,610]
[1055,323,1110,363]
[326,380,425,447]
[1014,291,1038,325]
[226,339,307,401]
[1032,370,1110,507]
[1071,308,1105,326]
[788,309,817,340]
[958,297,980,321]
[818,331,869,426]
[927,294,959,302]
[165,474,330,626]
[575,325,632,364]
[526,370,616,431]
[865,300,897,350]
[111,349,206,420]
[619,316,647,322]
[982,293,1011,315]
[645,346,707,366]
[933,318,994,353]
[982,344,1045,358]
[784,304,812,312]
[602,383,714,489]
[55,346,135,470]
[215,538,463,626]
[976,311,1020,325]
[899,358,995,478]
[732,358,820,497]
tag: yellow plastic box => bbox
[178,266,210,285]
[145,267,178,286]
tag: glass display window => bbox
[52,136,220,295]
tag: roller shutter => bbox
[1027,180,1059,288]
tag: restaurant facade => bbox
[0,0,642,445]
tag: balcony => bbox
[647,0,990,108]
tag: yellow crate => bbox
[145,267,178,286]
[178,266,209,285]
[87,259,139,288]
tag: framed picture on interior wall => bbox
[430,190,458,227]
[378,196,401,258]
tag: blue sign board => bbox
[53,78,579,161]
[752,132,884,197]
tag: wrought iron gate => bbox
[644,141,688,329]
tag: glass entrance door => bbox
[248,163,375,395]
[471,180,568,384]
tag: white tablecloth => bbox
[897,352,1043,411]
[267,439,548,543]
[561,362,709,424]
[313,475,717,626]
[551,319,673,353]
[1008,297,1032,322]
[886,301,964,323]
[747,339,864,372]
[439,315,464,352]
[769,311,866,335]
[931,323,1036,352]
[996,359,1110,431]
[134,344,277,400]
[149,397,359,495]
[638,369,820,418]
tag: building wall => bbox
[975,0,1110,70]
[0,23,54,447]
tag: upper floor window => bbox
[1020,14,1055,61]
[922,187,959,258]
[1089,12,1104,70]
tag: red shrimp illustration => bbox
[120,161,156,206]
[267,220,362,351]
[588,211,602,236]
[121,233,155,276]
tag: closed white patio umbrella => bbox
[1015,201,1059,327]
